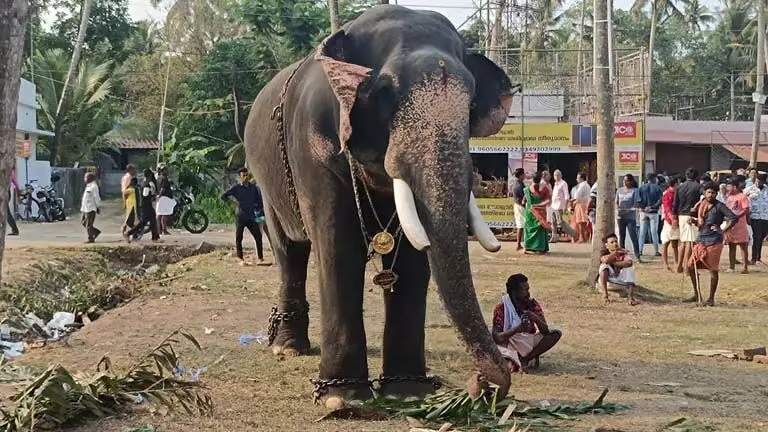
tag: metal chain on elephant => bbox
[371,374,443,391]
[271,57,310,236]
[310,377,373,404]
[266,300,309,346]
[345,151,404,291]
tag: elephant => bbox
[243,4,520,406]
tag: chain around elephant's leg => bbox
[267,217,312,356]
[378,237,441,398]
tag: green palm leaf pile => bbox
[359,387,628,431]
[0,330,213,432]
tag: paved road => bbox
[6,201,242,249]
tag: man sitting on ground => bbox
[598,232,639,305]
[491,273,562,373]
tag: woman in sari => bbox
[122,176,140,236]
[523,172,552,254]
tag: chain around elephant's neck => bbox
[270,57,310,236]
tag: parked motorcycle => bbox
[168,187,209,234]
[34,174,66,222]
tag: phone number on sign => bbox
[470,146,566,153]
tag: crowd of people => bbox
[77,164,271,265]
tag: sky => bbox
[43,0,725,32]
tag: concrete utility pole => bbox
[586,0,616,285]
[329,0,340,33]
[750,0,766,167]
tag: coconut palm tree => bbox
[34,49,115,166]
[51,0,92,166]
[682,0,716,33]
[631,0,684,112]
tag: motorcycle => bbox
[34,174,66,222]
[168,187,209,234]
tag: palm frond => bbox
[0,329,212,432]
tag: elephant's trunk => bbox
[392,176,511,398]
[384,65,509,397]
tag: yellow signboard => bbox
[474,197,517,228]
[469,121,643,153]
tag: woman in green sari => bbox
[523,172,552,254]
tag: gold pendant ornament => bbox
[373,270,399,291]
[371,231,396,255]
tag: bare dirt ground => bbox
[3,212,768,431]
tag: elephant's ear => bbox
[314,30,373,152]
[464,53,520,137]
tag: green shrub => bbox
[196,193,236,224]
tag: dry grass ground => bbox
[4,241,768,432]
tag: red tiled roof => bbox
[722,144,768,163]
[108,138,159,150]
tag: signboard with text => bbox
[474,197,517,228]
[469,121,643,153]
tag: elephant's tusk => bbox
[468,192,501,253]
[392,179,431,251]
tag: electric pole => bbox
[586,0,616,285]
[750,0,766,167]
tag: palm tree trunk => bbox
[645,3,657,114]
[750,0,765,167]
[489,0,507,65]
[586,0,617,284]
[577,0,587,114]
[0,0,30,285]
[329,0,340,33]
[51,0,92,166]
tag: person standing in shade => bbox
[222,167,269,266]
[6,169,19,236]
[673,167,703,273]
[638,173,663,257]
[511,168,526,251]
[80,172,102,243]
[124,169,161,243]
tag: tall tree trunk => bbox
[577,0,587,114]
[0,0,30,286]
[489,0,506,65]
[586,0,616,284]
[645,2,657,114]
[750,0,766,167]
[51,0,92,166]
[329,0,340,33]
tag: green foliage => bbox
[0,330,212,432]
[357,387,628,431]
[0,256,164,322]
[49,0,137,63]
[163,129,225,194]
[197,193,237,224]
[33,48,118,165]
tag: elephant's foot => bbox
[270,329,310,356]
[268,301,310,356]
[312,378,373,409]
[374,375,442,398]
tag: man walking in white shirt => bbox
[80,172,102,243]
